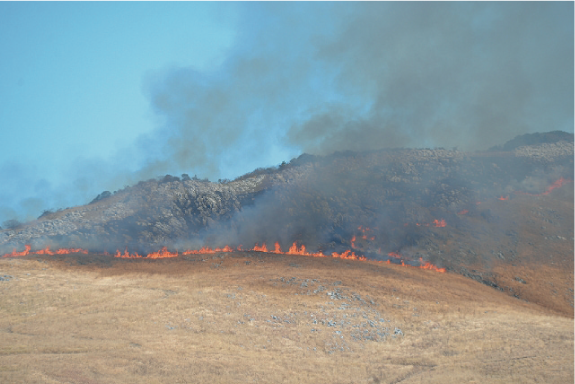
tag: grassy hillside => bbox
[0,252,572,383]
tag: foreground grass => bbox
[0,253,572,383]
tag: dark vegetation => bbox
[2,132,573,280]
[489,130,574,151]
[1,219,22,230]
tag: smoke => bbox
[138,3,331,181]
[144,1,573,177]
[1,2,572,225]
[288,2,573,152]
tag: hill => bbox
[0,132,573,383]
[0,251,572,383]
[0,132,573,311]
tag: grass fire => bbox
[0,133,572,383]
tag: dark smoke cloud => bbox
[288,2,574,153]
[2,2,572,225]
[144,1,573,180]
[138,3,330,181]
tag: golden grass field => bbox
[0,250,572,384]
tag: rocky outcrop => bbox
[0,175,268,252]
[0,137,572,254]
[514,141,574,162]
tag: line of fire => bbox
[4,177,571,275]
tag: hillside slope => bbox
[0,253,572,383]
[1,133,573,311]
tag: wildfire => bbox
[330,250,366,261]
[253,243,268,253]
[458,209,469,215]
[56,248,88,255]
[182,245,234,255]
[3,244,31,257]
[498,196,509,201]
[107,240,369,263]
[357,226,375,241]
[432,219,446,227]
[515,177,573,197]
[114,248,142,258]
[3,241,445,273]
[418,257,446,273]
[109,241,329,260]
[410,219,447,227]
[2,245,88,258]
[541,177,572,195]
[146,247,178,259]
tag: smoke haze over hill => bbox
[145,2,573,173]
[0,2,573,224]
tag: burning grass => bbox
[4,240,447,273]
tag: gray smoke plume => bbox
[1,2,572,225]
[287,2,574,153]
[144,2,573,178]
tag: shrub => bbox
[2,219,22,230]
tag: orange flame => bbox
[3,244,89,258]
[458,209,469,215]
[113,248,143,258]
[419,257,446,273]
[3,244,31,257]
[432,219,447,227]
[2,241,445,274]
[388,251,402,259]
[55,248,88,255]
[355,227,376,242]
[35,246,54,255]
[330,250,366,261]
[541,177,571,195]
[273,242,282,253]
[182,245,235,255]
[385,252,445,273]
[408,220,447,227]
[146,246,178,259]
[253,243,268,253]
[515,177,573,197]
[498,196,509,201]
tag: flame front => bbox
[3,242,446,273]
[515,177,573,197]
[432,219,446,227]
[3,245,88,258]
[146,247,178,259]
[182,245,235,255]
[4,244,31,257]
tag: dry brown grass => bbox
[0,252,572,383]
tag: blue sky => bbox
[1,2,236,174]
[0,2,573,224]
[0,2,238,221]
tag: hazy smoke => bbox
[288,2,574,153]
[1,2,572,225]
[145,1,573,176]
